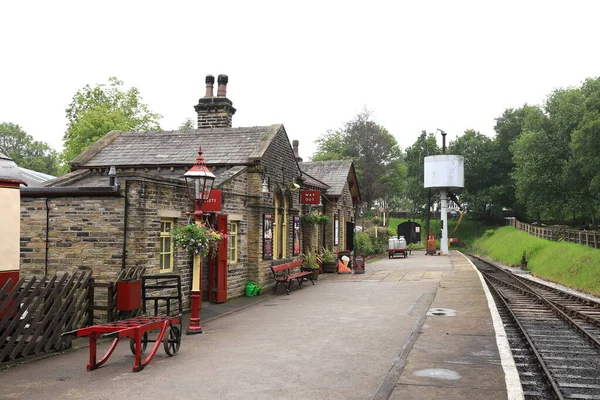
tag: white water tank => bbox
[424,155,464,189]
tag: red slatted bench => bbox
[270,260,314,295]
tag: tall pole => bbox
[187,203,204,335]
[184,146,215,335]
[440,189,449,255]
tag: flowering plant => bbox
[172,223,227,258]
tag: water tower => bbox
[424,138,464,255]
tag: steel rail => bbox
[482,273,564,399]
[483,270,600,351]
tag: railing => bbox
[508,218,599,249]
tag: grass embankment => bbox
[474,226,600,297]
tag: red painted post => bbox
[216,214,228,303]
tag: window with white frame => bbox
[160,219,174,272]
[229,221,238,263]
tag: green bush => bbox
[355,232,374,255]
[368,227,389,254]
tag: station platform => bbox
[0,251,522,400]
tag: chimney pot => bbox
[108,165,117,186]
[217,74,229,97]
[292,140,302,162]
[205,75,215,97]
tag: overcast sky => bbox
[2,0,599,161]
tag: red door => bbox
[208,214,228,303]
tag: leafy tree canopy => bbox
[62,77,161,167]
[313,109,402,207]
[0,122,59,176]
[179,118,196,130]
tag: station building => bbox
[19,75,360,309]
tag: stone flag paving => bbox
[0,251,515,400]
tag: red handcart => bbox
[72,274,183,372]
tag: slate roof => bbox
[301,171,329,190]
[19,167,55,187]
[71,125,283,168]
[300,160,354,196]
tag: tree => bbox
[491,105,541,218]
[403,131,440,218]
[448,130,497,221]
[179,118,196,130]
[0,122,59,175]
[568,77,600,224]
[312,130,350,161]
[313,110,402,208]
[62,77,162,166]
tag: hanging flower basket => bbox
[172,223,226,258]
[301,212,320,226]
[318,214,330,225]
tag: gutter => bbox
[21,186,120,197]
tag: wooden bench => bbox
[270,260,314,295]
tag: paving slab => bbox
[0,251,520,400]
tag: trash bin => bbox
[353,254,366,274]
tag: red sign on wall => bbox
[300,190,320,205]
[200,189,222,212]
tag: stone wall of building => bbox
[20,196,125,281]
[20,176,195,309]
[255,127,303,286]
[219,169,251,298]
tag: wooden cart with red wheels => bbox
[72,274,183,372]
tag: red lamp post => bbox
[184,146,215,335]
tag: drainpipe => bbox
[122,181,130,270]
[45,198,50,276]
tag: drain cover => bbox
[426,307,457,316]
[413,368,462,380]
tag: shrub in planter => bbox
[319,246,337,273]
[301,249,320,279]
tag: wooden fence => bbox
[509,219,599,249]
[0,271,92,366]
[0,266,147,367]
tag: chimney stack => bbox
[204,75,215,97]
[195,74,236,129]
[217,74,228,97]
[292,140,303,162]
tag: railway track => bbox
[468,255,600,399]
